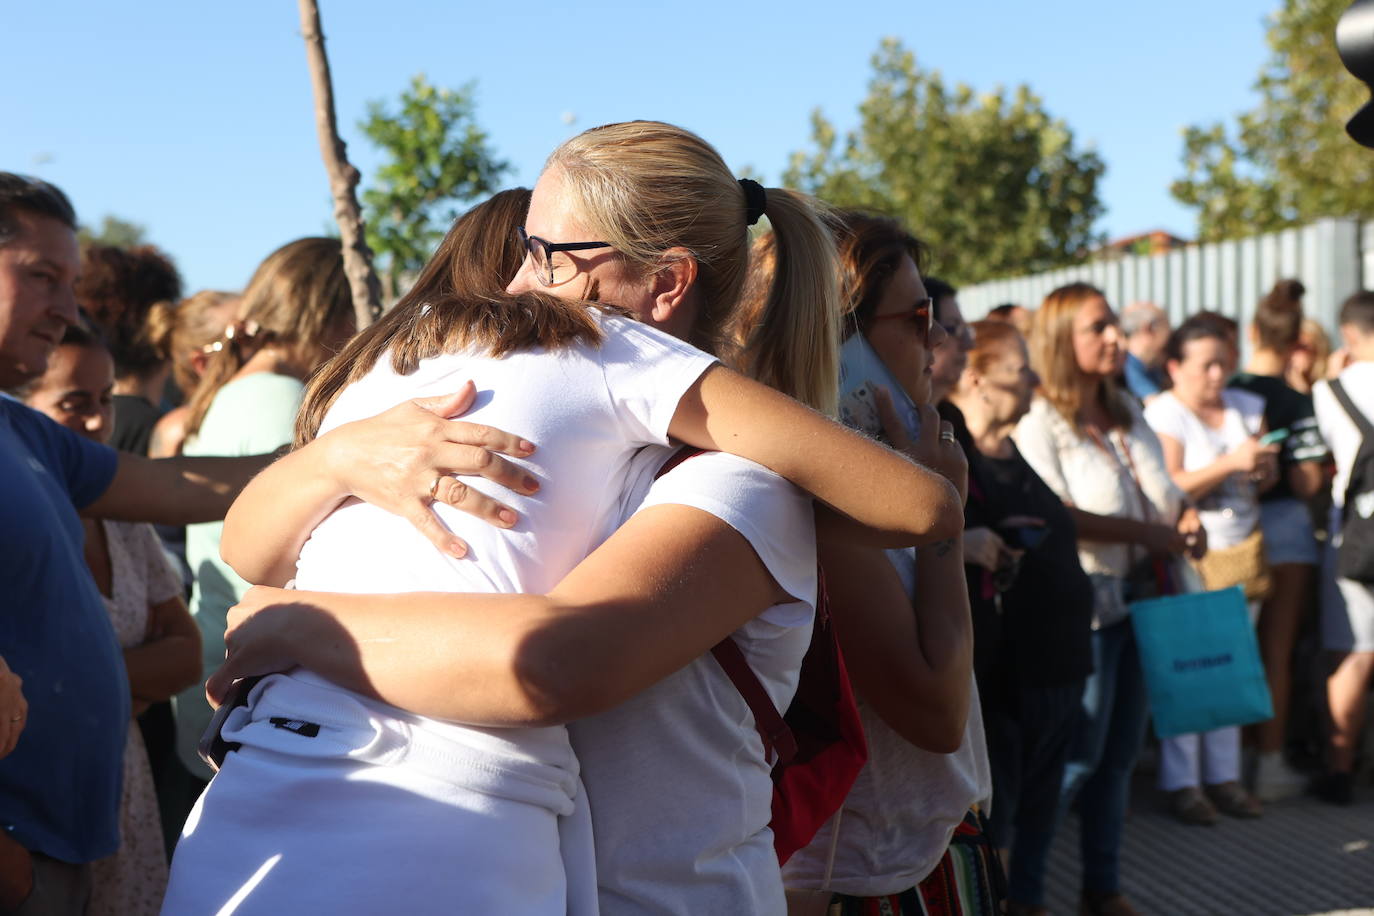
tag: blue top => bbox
[0,397,127,863]
[1123,351,1165,401]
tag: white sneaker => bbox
[1252,752,1307,802]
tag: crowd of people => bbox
[0,117,1371,916]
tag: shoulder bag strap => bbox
[656,445,800,767]
[710,638,797,767]
[1330,379,1374,441]
[1329,379,1374,520]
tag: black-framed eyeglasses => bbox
[870,297,934,349]
[517,227,613,287]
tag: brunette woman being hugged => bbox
[778,213,995,915]
[1013,284,1206,916]
[944,320,1095,916]
[169,124,964,916]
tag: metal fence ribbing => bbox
[958,218,1365,337]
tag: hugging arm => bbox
[669,367,963,547]
[224,363,964,588]
[221,383,543,586]
[209,502,791,726]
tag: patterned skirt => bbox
[827,809,1006,916]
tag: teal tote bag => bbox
[1129,585,1274,739]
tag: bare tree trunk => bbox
[298,0,381,329]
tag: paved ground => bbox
[1041,780,1374,915]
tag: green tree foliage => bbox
[784,38,1105,286]
[360,75,509,299]
[78,215,147,248]
[1172,0,1374,241]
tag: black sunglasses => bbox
[517,227,613,287]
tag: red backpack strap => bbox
[655,445,801,766]
[653,446,705,480]
[708,566,830,768]
[711,638,798,766]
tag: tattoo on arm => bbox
[930,538,955,558]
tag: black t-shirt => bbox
[938,403,1095,698]
[110,394,162,456]
[1228,373,1328,503]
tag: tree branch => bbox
[298,0,382,328]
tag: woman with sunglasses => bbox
[167,124,965,916]
[779,213,999,915]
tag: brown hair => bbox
[966,319,1024,377]
[548,121,839,415]
[1339,290,1374,335]
[830,211,929,338]
[294,188,613,446]
[185,238,352,439]
[75,244,182,330]
[1253,279,1304,352]
[1160,315,1234,390]
[169,291,238,394]
[1031,282,1134,432]
[100,299,176,381]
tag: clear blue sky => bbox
[3,0,1288,292]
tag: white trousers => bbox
[1158,726,1241,791]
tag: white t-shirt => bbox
[1314,362,1374,508]
[782,546,992,897]
[1014,396,1184,577]
[166,312,716,916]
[1143,389,1264,549]
[570,449,817,916]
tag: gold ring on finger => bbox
[430,476,444,500]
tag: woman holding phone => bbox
[1144,316,1270,824]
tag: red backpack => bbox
[655,449,868,864]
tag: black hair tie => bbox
[738,178,767,226]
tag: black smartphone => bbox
[197,675,262,772]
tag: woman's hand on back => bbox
[315,381,543,557]
[207,586,312,706]
[875,387,968,505]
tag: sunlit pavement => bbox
[1042,782,1374,915]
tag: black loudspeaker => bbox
[1338,0,1374,146]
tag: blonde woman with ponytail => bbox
[193,122,964,915]
[170,237,355,784]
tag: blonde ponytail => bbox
[731,189,840,416]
